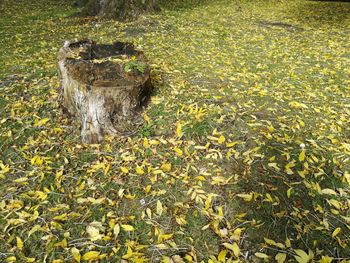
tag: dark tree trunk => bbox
[81,0,159,20]
[73,0,89,8]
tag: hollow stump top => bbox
[58,39,150,90]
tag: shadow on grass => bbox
[310,0,350,2]
[157,0,220,12]
[227,138,350,259]
[69,0,217,20]
[291,0,350,24]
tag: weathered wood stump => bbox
[57,39,152,143]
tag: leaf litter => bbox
[0,0,350,262]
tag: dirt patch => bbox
[259,20,303,31]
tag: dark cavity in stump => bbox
[57,39,152,143]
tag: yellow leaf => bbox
[16,237,24,250]
[121,224,134,231]
[160,163,172,172]
[275,253,286,263]
[294,249,310,263]
[143,114,151,123]
[321,188,337,196]
[299,150,306,162]
[195,175,206,181]
[218,135,225,144]
[7,218,26,225]
[255,252,269,259]
[343,172,350,185]
[6,257,16,263]
[230,228,242,241]
[236,193,253,202]
[289,101,308,109]
[53,213,67,221]
[144,185,151,193]
[218,250,227,262]
[209,136,222,144]
[54,238,67,248]
[118,188,125,197]
[113,224,120,237]
[332,227,341,237]
[184,255,193,262]
[103,164,110,175]
[226,141,237,148]
[144,208,151,219]
[330,208,339,215]
[28,225,42,237]
[175,215,187,226]
[136,165,144,175]
[268,162,280,171]
[71,247,81,263]
[264,237,285,249]
[319,256,334,263]
[34,191,47,201]
[328,199,341,209]
[265,193,273,202]
[143,138,150,148]
[124,193,136,199]
[14,177,28,183]
[82,251,100,261]
[285,238,291,248]
[0,162,10,176]
[171,255,184,263]
[120,167,129,174]
[201,224,210,230]
[156,200,163,216]
[34,117,50,127]
[86,225,102,241]
[176,122,183,138]
[264,237,277,246]
[122,246,133,259]
[174,147,183,156]
[223,242,240,257]
[158,233,174,242]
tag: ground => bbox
[0,0,350,262]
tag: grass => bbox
[1,0,350,262]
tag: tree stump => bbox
[57,39,152,143]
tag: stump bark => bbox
[57,39,152,143]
